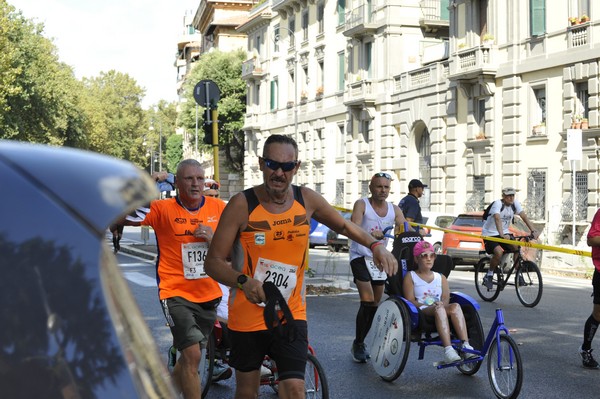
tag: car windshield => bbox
[436,216,455,228]
[452,215,484,227]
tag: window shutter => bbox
[530,0,546,36]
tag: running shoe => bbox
[212,362,233,382]
[482,275,494,289]
[351,340,368,363]
[579,346,600,369]
[167,345,177,372]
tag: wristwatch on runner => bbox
[237,274,248,289]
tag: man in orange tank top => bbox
[205,135,398,399]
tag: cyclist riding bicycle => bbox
[481,187,537,289]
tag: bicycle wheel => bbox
[369,297,411,382]
[304,353,329,399]
[475,258,501,302]
[487,334,523,399]
[515,261,543,308]
[199,334,215,399]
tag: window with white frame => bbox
[338,51,345,91]
[302,10,309,41]
[362,120,370,142]
[570,0,589,17]
[364,41,372,79]
[336,123,345,157]
[274,24,280,52]
[317,61,324,93]
[576,81,589,118]
[288,17,296,42]
[527,169,546,221]
[289,71,295,103]
[256,34,261,56]
[532,87,546,125]
[317,2,325,34]
[254,83,260,106]
[270,78,278,111]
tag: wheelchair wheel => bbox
[457,304,484,376]
[369,297,411,382]
[304,353,329,399]
[475,258,501,302]
[487,334,523,399]
[199,334,216,398]
[515,261,543,308]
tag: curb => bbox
[119,244,157,262]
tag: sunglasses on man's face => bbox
[260,157,298,172]
[373,172,392,180]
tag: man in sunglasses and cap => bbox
[205,134,398,399]
[349,172,409,363]
[399,179,427,226]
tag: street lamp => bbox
[149,118,163,171]
[273,26,298,145]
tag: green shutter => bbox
[440,0,450,21]
[338,53,345,91]
[270,81,276,110]
[337,0,345,25]
[530,0,546,36]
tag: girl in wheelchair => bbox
[402,241,477,364]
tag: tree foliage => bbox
[180,49,246,173]
[0,3,86,146]
[166,134,183,173]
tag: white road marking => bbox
[120,262,152,268]
[123,271,157,287]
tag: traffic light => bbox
[202,108,214,145]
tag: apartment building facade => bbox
[238,0,598,245]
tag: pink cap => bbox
[413,240,433,258]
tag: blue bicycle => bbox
[370,230,523,399]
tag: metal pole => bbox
[159,121,162,171]
[195,104,198,154]
[212,108,219,180]
[572,160,576,247]
[294,46,298,146]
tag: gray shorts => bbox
[161,296,219,350]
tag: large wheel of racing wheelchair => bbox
[369,297,411,382]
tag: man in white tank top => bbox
[348,172,409,363]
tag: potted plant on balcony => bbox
[569,16,580,26]
[482,33,495,46]
[572,114,582,128]
[300,90,308,104]
[580,14,590,23]
[581,118,589,129]
[287,100,294,109]
[315,86,324,100]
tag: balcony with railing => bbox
[568,22,590,48]
[344,79,376,107]
[394,61,449,93]
[448,45,498,81]
[419,0,450,33]
[343,3,383,38]
[241,57,266,81]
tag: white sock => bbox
[444,346,454,353]
[463,341,473,350]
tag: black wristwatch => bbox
[237,274,248,289]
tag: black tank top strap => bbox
[243,188,261,214]
[292,185,305,207]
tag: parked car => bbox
[419,211,456,254]
[0,141,177,398]
[309,218,330,248]
[326,211,352,252]
[441,211,538,266]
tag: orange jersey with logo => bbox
[228,186,310,332]
[142,196,225,303]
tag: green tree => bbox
[146,100,178,172]
[166,134,183,173]
[79,70,147,166]
[179,49,246,173]
[0,3,85,146]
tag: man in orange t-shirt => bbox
[128,159,226,399]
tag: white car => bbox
[385,211,455,255]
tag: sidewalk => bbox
[117,242,353,291]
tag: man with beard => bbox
[205,134,398,399]
[348,172,408,363]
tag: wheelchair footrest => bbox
[433,356,483,369]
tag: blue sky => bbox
[9,0,198,108]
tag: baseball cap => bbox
[204,178,220,191]
[413,240,433,258]
[408,179,427,189]
[502,187,516,196]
